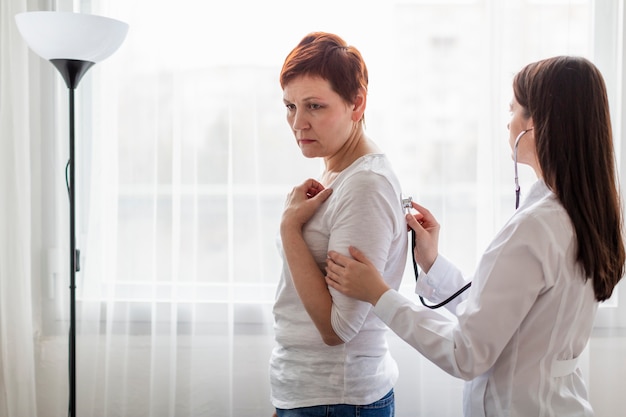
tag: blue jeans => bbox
[275,389,394,417]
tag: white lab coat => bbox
[374,180,598,417]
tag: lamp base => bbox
[51,59,95,89]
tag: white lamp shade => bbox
[15,11,128,63]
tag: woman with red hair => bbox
[270,32,407,417]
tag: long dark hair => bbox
[513,56,624,301]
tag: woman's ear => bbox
[526,116,534,132]
[351,89,367,122]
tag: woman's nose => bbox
[291,110,308,130]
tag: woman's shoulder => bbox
[340,154,398,185]
[337,168,400,204]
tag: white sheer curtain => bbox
[4,0,625,416]
[0,0,38,416]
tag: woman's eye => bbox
[309,103,322,110]
[285,103,296,111]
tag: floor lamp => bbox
[15,11,128,417]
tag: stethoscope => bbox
[405,128,533,309]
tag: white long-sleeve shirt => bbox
[375,180,598,417]
[271,154,408,409]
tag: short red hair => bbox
[280,32,368,107]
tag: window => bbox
[41,0,624,331]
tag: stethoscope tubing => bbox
[412,128,533,308]
[514,128,533,210]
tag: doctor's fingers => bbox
[406,212,424,233]
[408,223,440,273]
[325,251,362,280]
[326,250,348,272]
[410,201,440,228]
[325,257,365,293]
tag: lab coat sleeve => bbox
[375,289,464,377]
[376,212,552,380]
[416,254,470,313]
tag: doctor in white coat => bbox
[322,56,625,417]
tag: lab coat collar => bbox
[516,180,553,211]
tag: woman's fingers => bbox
[282,179,333,228]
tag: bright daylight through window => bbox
[38,0,624,331]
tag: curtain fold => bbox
[0,0,38,416]
[3,1,624,416]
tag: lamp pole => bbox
[14,12,128,417]
[50,58,94,417]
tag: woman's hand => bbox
[279,178,341,346]
[406,202,440,273]
[325,246,391,306]
[280,178,333,232]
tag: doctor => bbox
[323,56,625,416]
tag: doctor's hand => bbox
[281,178,333,232]
[325,247,391,306]
[406,202,440,273]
